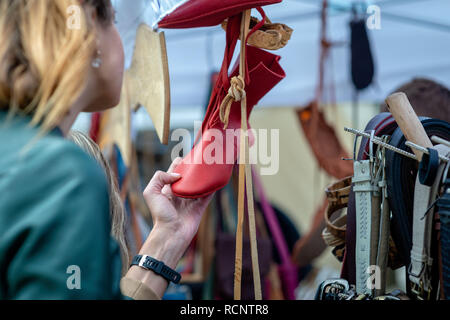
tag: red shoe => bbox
[158,0,282,29]
[171,44,285,199]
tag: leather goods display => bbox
[172,16,285,199]
[318,89,450,299]
[342,112,397,284]
[342,115,450,295]
[158,0,282,29]
[385,118,450,269]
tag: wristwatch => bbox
[131,255,181,284]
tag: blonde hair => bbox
[68,130,129,275]
[0,0,112,132]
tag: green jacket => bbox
[0,111,123,300]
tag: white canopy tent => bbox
[76,0,450,131]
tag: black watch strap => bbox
[131,255,181,284]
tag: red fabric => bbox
[158,0,281,29]
[171,17,285,199]
[89,112,102,143]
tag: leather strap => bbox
[353,160,374,295]
[343,112,397,284]
[234,9,262,301]
[375,141,390,296]
[131,255,182,284]
[409,145,449,299]
[419,147,440,186]
[385,118,450,271]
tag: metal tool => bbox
[344,127,417,160]
[405,141,450,163]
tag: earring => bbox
[92,49,102,68]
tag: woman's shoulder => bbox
[0,114,106,186]
[0,122,110,218]
[34,133,107,183]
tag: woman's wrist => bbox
[123,225,189,299]
[138,225,187,269]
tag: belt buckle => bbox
[410,280,432,300]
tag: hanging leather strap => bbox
[409,145,449,299]
[375,140,390,297]
[353,159,374,295]
[234,9,262,301]
[219,8,267,130]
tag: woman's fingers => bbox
[143,171,181,200]
[167,157,183,174]
[161,158,183,199]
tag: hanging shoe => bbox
[171,45,285,199]
[158,0,282,29]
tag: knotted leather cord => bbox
[233,9,263,301]
[219,8,267,130]
[220,76,246,129]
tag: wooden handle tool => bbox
[385,92,432,161]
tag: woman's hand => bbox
[143,157,213,246]
[125,158,213,299]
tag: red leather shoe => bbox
[158,0,282,29]
[171,45,285,199]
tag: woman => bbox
[0,0,212,300]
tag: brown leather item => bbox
[222,16,293,51]
[322,177,403,269]
[297,102,354,180]
[323,176,352,244]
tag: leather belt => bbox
[322,176,352,247]
[343,113,397,285]
[353,159,374,295]
[409,145,449,299]
[385,118,450,271]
